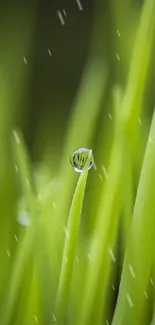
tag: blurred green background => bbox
[1,0,155,324]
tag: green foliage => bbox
[0,0,155,325]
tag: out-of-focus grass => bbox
[0,1,155,325]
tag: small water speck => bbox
[128,264,136,278]
[26,179,30,187]
[57,10,65,25]
[15,165,19,172]
[76,0,83,10]
[112,284,116,291]
[53,314,56,322]
[6,249,11,257]
[48,49,52,56]
[150,277,154,286]
[75,256,79,263]
[106,320,109,325]
[98,173,103,181]
[108,247,116,263]
[23,56,27,64]
[144,291,148,299]
[64,255,67,263]
[111,195,114,201]
[33,315,38,322]
[126,293,134,308]
[138,118,142,125]
[13,130,20,144]
[117,29,121,37]
[108,113,112,120]
[149,136,154,144]
[87,252,92,261]
[63,226,70,239]
[115,53,120,61]
[63,9,67,16]
[14,234,18,242]
[53,202,57,210]
[101,165,109,180]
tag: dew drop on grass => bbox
[70,148,94,173]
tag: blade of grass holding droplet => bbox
[54,152,92,325]
[76,0,155,324]
[112,110,155,325]
[0,130,37,325]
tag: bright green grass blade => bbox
[121,0,155,138]
[54,151,92,325]
[112,109,155,325]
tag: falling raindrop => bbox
[14,234,18,242]
[108,247,116,263]
[23,56,27,64]
[115,53,120,61]
[6,249,11,257]
[57,10,65,25]
[70,148,94,173]
[126,293,134,308]
[76,0,83,10]
[117,29,121,37]
[128,264,136,278]
[48,49,52,56]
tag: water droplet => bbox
[63,226,70,239]
[57,10,65,25]
[23,56,27,64]
[112,284,116,291]
[70,148,94,173]
[115,53,120,61]
[53,314,56,322]
[126,293,134,308]
[106,320,109,325]
[108,247,116,262]
[17,210,30,226]
[101,165,109,180]
[150,277,154,286]
[33,315,38,322]
[76,0,83,10]
[15,165,19,172]
[14,234,18,242]
[48,49,52,56]
[63,9,67,16]
[75,256,79,263]
[108,113,112,120]
[128,264,136,278]
[117,29,121,37]
[138,118,142,125]
[144,291,148,299]
[98,173,103,181]
[6,249,11,257]
[13,130,20,144]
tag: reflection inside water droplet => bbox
[70,148,94,173]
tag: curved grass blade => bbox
[54,151,92,325]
